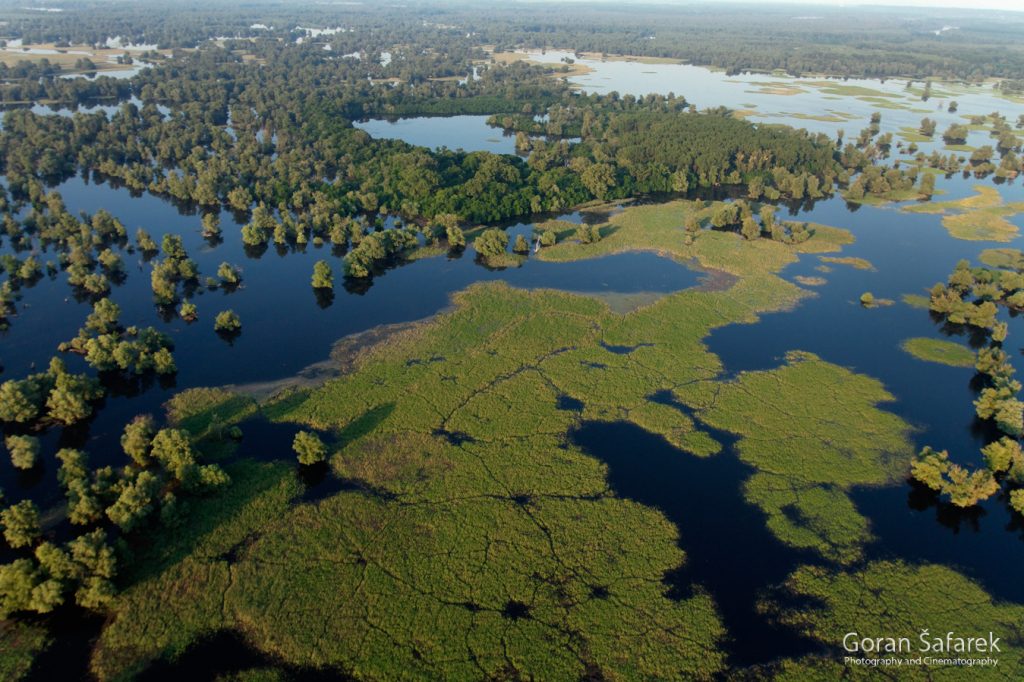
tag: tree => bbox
[311,260,333,290]
[214,310,241,333]
[5,434,40,470]
[919,117,936,136]
[446,225,466,250]
[942,123,968,144]
[46,371,102,425]
[217,262,241,286]
[859,292,874,306]
[982,437,1022,474]
[201,213,221,238]
[918,172,935,199]
[710,203,739,229]
[149,428,196,481]
[106,470,161,531]
[512,234,530,254]
[180,300,198,322]
[474,229,509,258]
[740,215,760,241]
[0,378,46,423]
[293,431,327,465]
[2,500,41,548]
[121,415,156,466]
[575,224,602,244]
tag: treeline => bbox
[0,41,842,229]
[4,1,1024,81]
[911,259,1024,515]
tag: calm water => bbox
[354,115,518,154]
[4,52,1024,675]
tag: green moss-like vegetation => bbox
[538,200,853,277]
[676,351,913,563]
[92,460,301,679]
[902,293,932,309]
[764,561,1024,678]
[979,247,1024,269]
[793,275,827,286]
[89,201,916,677]
[819,256,874,270]
[903,185,1024,242]
[901,338,975,367]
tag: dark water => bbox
[0,173,701,508]
[570,419,819,666]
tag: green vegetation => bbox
[900,338,975,367]
[214,310,241,334]
[820,256,874,270]
[311,260,333,290]
[292,431,327,465]
[678,351,912,563]
[764,561,1024,674]
[903,185,1024,242]
[901,293,931,309]
[81,197,921,676]
[913,259,1024,509]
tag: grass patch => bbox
[901,293,931,309]
[900,337,975,368]
[794,275,827,286]
[903,185,1024,242]
[764,562,1024,672]
[677,351,914,563]
[819,256,874,270]
[88,200,917,676]
[979,248,1024,269]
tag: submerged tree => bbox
[311,260,333,290]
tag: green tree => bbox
[474,229,509,258]
[215,310,241,333]
[311,260,333,290]
[5,434,40,470]
[217,262,241,286]
[121,415,156,466]
[446,225,466,250]
[293,431,327,465]
[2,500,41,548]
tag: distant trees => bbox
[942,123,968,144]
[914,259,1024,511]
[911,447,1000,508]
[918,172,936,199]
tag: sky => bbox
[575,0,1024,11]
